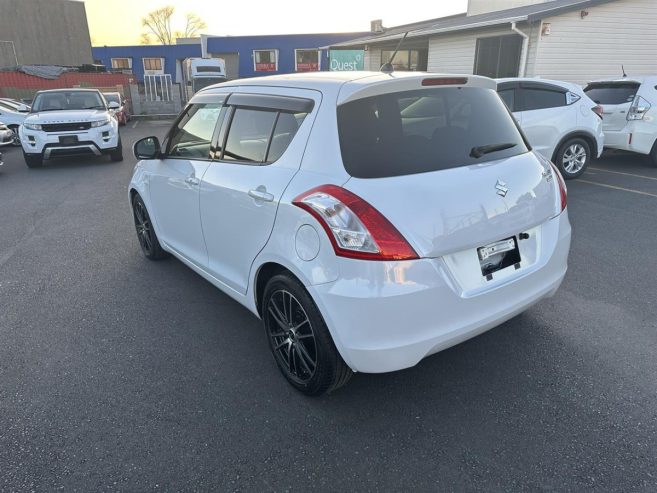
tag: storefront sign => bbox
[255,62,277,72]
[329,50,364,71]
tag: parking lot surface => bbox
[1,121,656,491]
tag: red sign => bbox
[255,63,276,72]
[296,62,320,72]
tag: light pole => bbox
[0,40,19,66]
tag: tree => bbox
[180,13,207,39]
[141,7,207,45]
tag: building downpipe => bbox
[511,22,529,77]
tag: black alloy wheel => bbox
[131,194,168,260]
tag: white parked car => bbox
[583,77,657,165]
[129,72,571,395]
[0,122,15,147]
[19,88,122,168]
[0,102,27,146]
[497,78,604,179]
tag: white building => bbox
[331,0,657,85]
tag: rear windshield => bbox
[337,87,529,179]
[583,83,640,105]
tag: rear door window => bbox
[583,83,640,104]
[519,88,566,111]
[337,87,529,179]
[221,107,307,164]
[497,88,516,111]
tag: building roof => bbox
[330,0,619,47]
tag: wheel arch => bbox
[551,131,598,163]
[254,262,296,318]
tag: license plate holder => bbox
[477,236,521,278]
[59,135,78,145]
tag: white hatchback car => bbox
[129,72,571,395]
[584,77,657,165]
[497,78,604,179]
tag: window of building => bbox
[474,35,523,78]
[143,57,163,71]
[295,49,320,72]
[253,50,278,72]
[167,103,223,160]
[380,49,426,71]
[111,58,131,70]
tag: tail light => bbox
[293,185,418,261]
[627,96,651,121]
[592,105,604,119]
[550,163,567,213]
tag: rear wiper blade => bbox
[470,142,517,159]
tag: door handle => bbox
[248,187,274,202]
[185,176,200,186]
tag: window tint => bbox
[474,35,522,78]
[498,89,515,111]
[337,87,529,179]
[224,108,277,163]
[223,109,307,163]
[521,88,565,111]
[583,83,640,104]
[267,112,307,162]
[168,103,222,159]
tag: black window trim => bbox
[226,93,314,113]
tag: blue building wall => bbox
[92,32,366,82]
[92,44,201,82]
[205,33,367,78]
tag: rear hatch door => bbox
[584,81,640,131]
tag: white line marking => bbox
[576,179,657,198]
[588,167,657,182]
[131,121,139,129]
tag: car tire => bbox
[8,125,21,147]
[23,152,43,168]
[262,273,353,396]
[110,137,123,162]
[554,138,590,179]
[131,194,169,260]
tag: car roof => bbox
[496,77,582,91]
[586,76,657,85]
[200,71,496,103]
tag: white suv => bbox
[497,78,604,179]
[129,72,571,395]
[584,77,657,165]
[19,88,122,168]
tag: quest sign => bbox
[329,50,365,71]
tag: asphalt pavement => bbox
[1,122,656,491]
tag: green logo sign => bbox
[329,50,364,71]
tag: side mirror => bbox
[108,101,120,109]
[134,136,161,160]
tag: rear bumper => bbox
[309,212,571,373]
[603,127,655,155]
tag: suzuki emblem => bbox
[495,180,509,197]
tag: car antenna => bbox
[622,65,627,78]
[380,32,409,74]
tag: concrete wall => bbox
[0,0,93,68]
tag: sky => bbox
[83,0,468,46]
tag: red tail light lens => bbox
[293,185,419,261]
[550,163,567,213]
[592,105,604,119]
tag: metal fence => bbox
[144,74,173,102]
